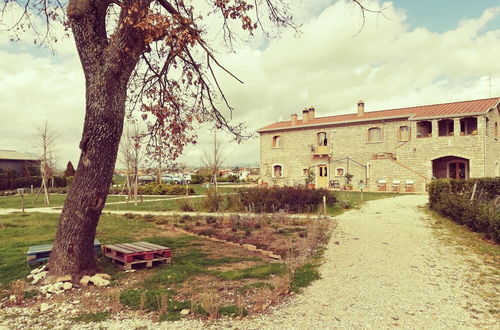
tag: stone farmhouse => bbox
[258,97,500,192]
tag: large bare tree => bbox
[2,0,374,277]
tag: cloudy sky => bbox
[1,0,499,168]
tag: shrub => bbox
[202,188,222,212]
[428,178,500,243]
[141,183,195,195]
[238,186,336,213]
[177,199,194,211]
[190,174,204,184]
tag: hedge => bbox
[428,178,500,243]
[0,176,67,191]
[238,186,336,213]
[140,183,195,195]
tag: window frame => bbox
[398,125,410,141]
[317,132,328,146]
[272,135,282,148]
[335,167,345,177]
[367,127,383,143]
[272,164,283,178]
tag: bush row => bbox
[238,186,336,213]
[428,178,500,243]
[140,183,195,195]
[0,176,67,191]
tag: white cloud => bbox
[1,1,499,168]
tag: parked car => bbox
[161,175,184,184]
[138,175,155,184]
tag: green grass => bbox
[71,311,111,323]
[425,208,499,315]
[216,263,286,280]
[0,212,155,287]
[0,194,126,209]
[291,263,320,293]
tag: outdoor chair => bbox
[391,180,401,192]
[377,179,387,191]
[405,179,415,192]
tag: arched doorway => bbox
[432,156,469,180]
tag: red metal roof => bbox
[258,97,500,132]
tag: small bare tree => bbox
[201,131,225,194]
[119,123,146,206]
[33,122,58,205]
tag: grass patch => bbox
[425,208,499,315]
[219,305,248,317]
[0,212,155,287]
[159,312,182,322]
[291,263,321,293]
[215,263,286,281]
[71,311,111,323]
[0,194,125,209]
[236,282,274,293]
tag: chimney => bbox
[302,109,309,122]
[308,107,315,120]
[357,100,365,117]
[291,113,298,126]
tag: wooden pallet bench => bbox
[26,239,101,265]
[102,242,171,270]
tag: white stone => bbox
[31,265,46,275]
[89,276,110,287]
[40,303,50,312]
[63,282,73,290]
[80,276,91,287]
[180,309,190,315]
[94,273,111,280]
[9,295,16,302]
[54,282,64,291]
[31,271,48,284]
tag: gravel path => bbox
[1,194,498,329]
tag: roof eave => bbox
[258,114,413,133]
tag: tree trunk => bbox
[47,0,147,276]
[48,76,128,276]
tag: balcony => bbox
[312,145,331,157]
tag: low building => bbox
[0,150,40,176]
[258,97,500,192]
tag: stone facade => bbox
[259,100,500,192]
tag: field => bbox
[0,211,329,322]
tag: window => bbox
[303,168,309,176]
[437,119,454,136]
[272,135,281,148]
[495,122,498,137]
[317,132,328,146]
[368,127,382,142]
[399,126,409,141]
[336,168,344,176]
[416,121,432,138]
[273,165,283,177]
[460,117,478,135]
[319,166,328,177]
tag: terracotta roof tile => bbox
[258,97,500,132]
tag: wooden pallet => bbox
[102,241,171,270]
[26,239,101,265]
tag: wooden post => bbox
[18,188,25,212]
[323,195,326,218]
[470,182,477,201]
